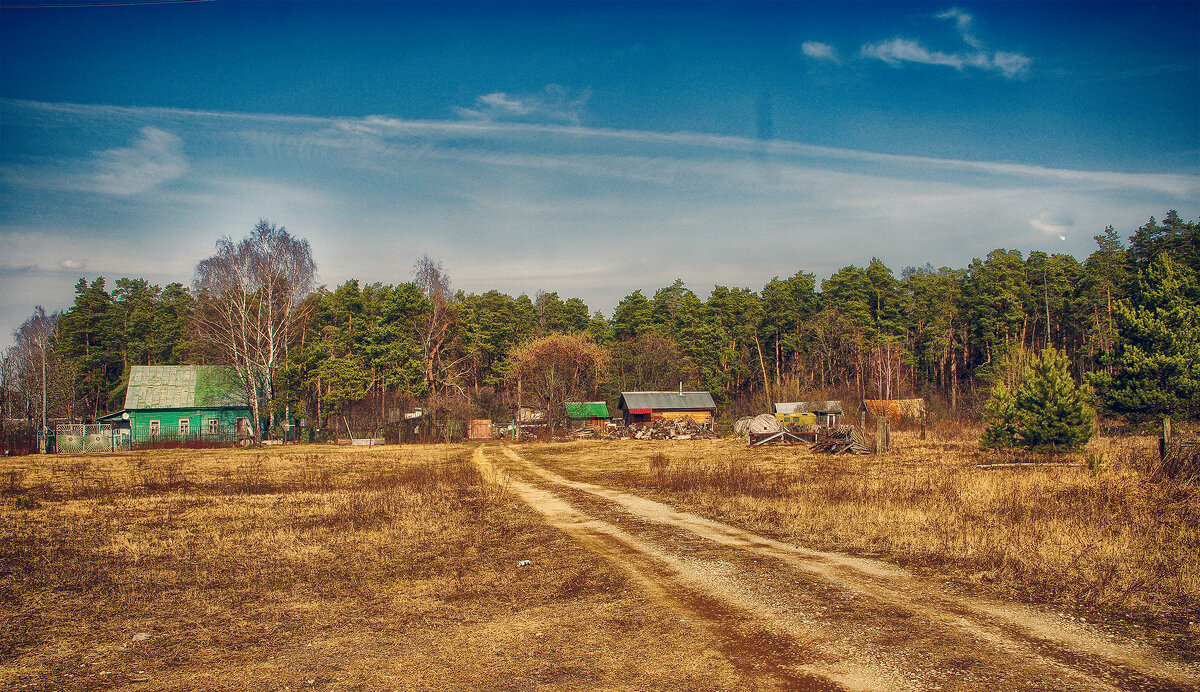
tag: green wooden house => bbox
[100,365,253,446]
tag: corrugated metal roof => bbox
[124,365,245,410]
[774,400,844,414]
[565,401,610,418]
[619,391,717,411]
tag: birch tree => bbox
[194,220,316,438]
[412,255,466,395]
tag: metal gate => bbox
[55,424,113,454]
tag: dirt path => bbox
[475,445,1199,691]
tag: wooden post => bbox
[920,407,927,440]
[1161,417,1171,461]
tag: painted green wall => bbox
[129,408,251,442]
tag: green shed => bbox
[565,401,610,433]
[102,365,253,447]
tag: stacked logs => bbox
[607,418,719,440]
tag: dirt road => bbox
[475,445,1199,691]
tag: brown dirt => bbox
[477,444,1200,691]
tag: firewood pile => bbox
[606,418,719,440]
[811,425,872,455]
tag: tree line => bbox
[2,211,1196,446]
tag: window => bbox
[179,419,190,435]
[148,420,160,437]
[208,418,219,435]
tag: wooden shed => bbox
[862,398,926,421]
[565,401,610,432]
[618,391,717,428]
[468,419,493,440]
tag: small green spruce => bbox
[1013,348,1096,453]
[980,382,1019,450]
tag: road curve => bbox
[475,445,1199,691]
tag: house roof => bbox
[775,400,844,415]
[516,406,547,423]
[565,401,610,419]
[124,365,246,410]
[618,391,717,412]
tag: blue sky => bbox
[1,1,1197,350]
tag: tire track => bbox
[474,446,890,690]
[480,445,1199,691]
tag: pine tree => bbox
[1014,348,1096,453]
[1092,253,1200,420]
[980,382,1019,449]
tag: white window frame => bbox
[208,418,219,435]
[148,420,160,437]
[179,419,190,435]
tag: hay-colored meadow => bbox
[516,430,1199,648]
[2,433,1197,690]
[1,445,747,691]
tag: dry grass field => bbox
[514,429,1200,660]
[0,445,749,691]
[3,432,1197,690]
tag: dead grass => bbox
[1,445,748,691]
[516,432,1200,644]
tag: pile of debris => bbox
[607,418,719,440]
[1157,438,1200,483]
[733,414,781,437]
[811,425,872,455]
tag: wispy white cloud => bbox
[3,123,189,196]
[1028,210,1075,236]
[936,7,983,49]
[453,85,591,125]
[60,259,85,270]
[862,38,964,70]
[90,126,188,196]
[801,41,838,61]
[1,99,1195,350]
[861,8,1031,78]
[990,52,1032,78]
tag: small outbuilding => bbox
[862,398,926,421]
[101,365,253,446]
[618,391,717,428]
[774,401,844,428]
[565,401,611,433]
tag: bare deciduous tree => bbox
[412,255,467,395]
[505,334,609,436]
[194,220,316,439]
[6,308,76,448]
